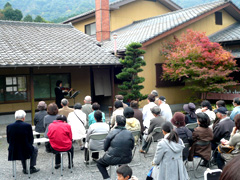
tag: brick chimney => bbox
[95,0,110,42]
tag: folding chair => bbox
[190,141,211,179]
[144,127,163,158]
[87,133,108,166]
[130,130,141,166]
[12,159,31,179]
[186,122,198,130]
[184,143,190,169]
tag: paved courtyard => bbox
[0,115,218,180]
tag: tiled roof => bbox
[63,0,181,24]
[209,22,240,42]
[102,0,233,52]
[0,21,119,67]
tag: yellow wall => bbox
[0,67,91,113]
[73,17,95,33]
[139,10,237,106]
[110,0,171,31]
[72,0,171,33]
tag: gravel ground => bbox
[0,116,218,180]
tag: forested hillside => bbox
[0,0,239,22]
[0,0,115,22]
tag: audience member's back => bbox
[130,100,144,133]
[105,126,134,164]
[171,112,192,161]
[183,102,197,124]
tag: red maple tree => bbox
[160,29,239,99]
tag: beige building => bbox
[65,0,240,107]
[63,0,181,34]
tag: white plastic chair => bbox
[87,133,108,166]
[144,127,163,157]
[130,130,141,166]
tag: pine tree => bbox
[116,42,148,102]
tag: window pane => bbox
[50,74,70,98]
[85,24,91,35]
[6,87,13,92]
[34,75,50,99]
[85,23,96,35]
[13,77,17,85]
[5,76,27,101]
[6,77,12,85]
[18,76,27,91]
[0,76,4,102]
[90,23,96,35]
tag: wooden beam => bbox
[111,66,115,117]
[29,67,35,125]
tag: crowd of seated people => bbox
[7,90,240,179]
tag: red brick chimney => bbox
[95,0,110,42]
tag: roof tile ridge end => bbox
[0,20,72,28]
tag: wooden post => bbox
[30,68,35,125]
[111,66,115,116]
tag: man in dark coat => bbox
[140,106,166,153]
[97,115,134,180]
[7,110,40,174]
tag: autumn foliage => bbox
[161,29,238,97]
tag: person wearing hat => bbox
[183,103,197,124]
[140,106,166,153]
[157,96,172,122]
[212,107,234,167]
[171,112,192,161]
[150,121,189,180]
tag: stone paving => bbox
[0,115,218,180]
